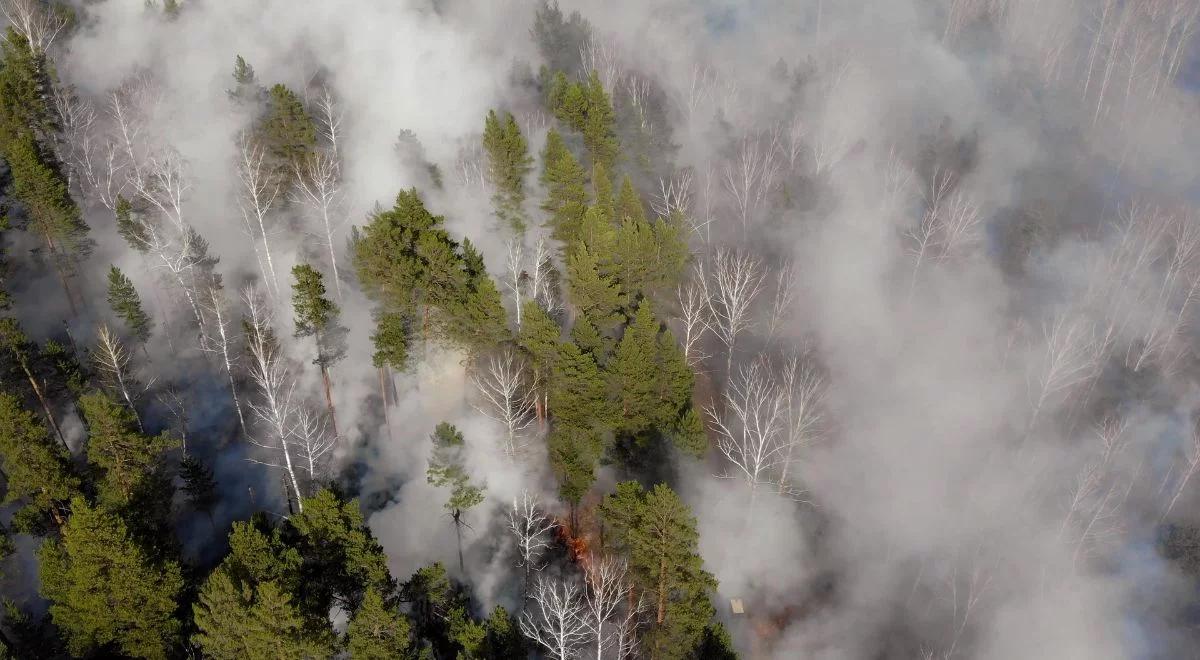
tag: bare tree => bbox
[472,348,537,459]
[242,286,305,512]
[520,576,589,660]
[237,136,283,297]
[293,151,346,300]
[940,543,995,659]
[583,555,635,660]
[701,248,766,373]
[504,238,525,328]
[651,170,693,220]
[1021,314,1098,451]
[705,360,788,511]
[313,87,343,161]
[777,351,825,497]
[765,260,796,347]
[674,280,710,367]
[527,238,561,315]
[580,35,623,93]
[1162,423,1200,522]
[201,286,247,434]
[722,132,781,236]
[1,0,66,53]
[292,405,336,494]
[453,140,487,191]
[508,491,556,603]
[93,325,151,432]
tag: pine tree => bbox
[582,71,620,170]
[291,264,346,435]
[0,393,78,531]
[114,196,150,253]
[192,569,335,660]
[482,109,534,234]
[106,266,154,346]
[566,242,624,332]
[261,83,316,170]
[531,1,592,74]
[79,391,177,508]
[591,162,614,223]
[370,311,411,371]
[550,341,613,431]
[539,129,588,246]
[547,424,603,512]
[616,175,647,224]
[39,498,184,659]
[0,318,66,448]
[286,489,393,616]
[569,312,608,361]
[427,422,485,572]
[599,482,716,660]
[346,589,418,660]
[517,300,560,421]
[179,454,217,518]
[608,302,660,434]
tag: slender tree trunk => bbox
[22,363,67,451]
[320,365,339,438]
[44,236,78,317]
[454,510,466,572]
[379,367,393,440]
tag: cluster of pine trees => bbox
[0,1,740,658]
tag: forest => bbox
[0,0,1197,658]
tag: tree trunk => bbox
[44,235,79,317]
[23,364,67,451]
[320,364,339,438]
[379,366,393,441]
[453,509,466,572]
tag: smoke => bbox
[13,0,1199,656]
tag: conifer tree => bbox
[547,425,603,519]
[539,129,588,246]
[0,318,66,448]
[371,311,411,372]
[179,454,217,519]
[616,175,647,224]
[608,302,660,434]
[569,312,607,361]
[192,569,336,660]
[79,390,177,509]
[591,162,614,223]
[291,264,346,436]
[106,266,153,346]
[39,498,184,659]
[427,422,485,572]
[0,393,78,531]
[517,300,560,421]
[566,242,624,332]
[599,482,716,659]
[346,589,419,660]
[582,71,620,170]
[482,109,534,234]
[549,341,613,432]
[261,83,316,172]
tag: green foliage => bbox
[616,175,646,224]
[482,109,533,233]
[192,569,335,660]
[0,393,78,531]
[569,312,607,361]
[547,425,603,505]
[549,71,619,170]
[517,300,561,373]
[550,341,613,431]
[427,423,485,514]
[4,131,90,264]
[693,622,739,659]
[355,190,508,358]
[285,489,393,615]
[223,518,303,592]
[179,454,217,516]
[539,129,588,246]
[346,588,418,659]
[480,605,524,659]
[0,30,56,140]
[608,302,661,433]
[261,83,316,167]
[114,195,150,253]
[670,406,708,458]
[291,263,346,369]
[40,338,90,399]
[233,54,255,85]
[599,482,716,659]
[566,241,624,332]
[39,498,183,659]
[531,1,591,74]
[371,311,411,371]
[79,390,176,508]
[107,266,153,344]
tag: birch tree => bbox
[92,324,149,433]
[1,0,66,53]
[583,555,635,660]
[701,248,765,373]
[242,286,304,512]
[292,405,335,495]
[200,286,246,434]
[520,576,589,660]
[674,280,709,367]
[293,151,346,300]
[704,360,788,510]
[237,136,283,297]
[508,491,556,604]
[471,348,536,459]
